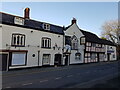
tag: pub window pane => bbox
[17,35,20,45]
[71,35,78,50]
[11,53,26,66]
[12,34,25,47]
[42,54,50,65]
[13,36,16,45]
[41,38,51,48]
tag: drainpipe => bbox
[38,50,40,66]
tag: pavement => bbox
[1,60,120,89]
[2,60,119,76]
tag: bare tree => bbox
[101,19,120,44]
[101,19,120,60]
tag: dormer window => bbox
[14,17,24,25]
[43,23,50,30]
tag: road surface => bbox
[2,60,120,89]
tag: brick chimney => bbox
[71,18,77,25]
[24,8,30,19]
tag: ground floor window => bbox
[85,53,97,63]
[75,53,81,60]
[90,53,97,62]
[42,54,50,65]
[91,53,96,60]
[113,54,115,58]
[11,52,26,66]
[99,54,105,61]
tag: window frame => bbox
[11,33,25,47]
[41,37,51,49]
[42,54,51,65]
[10,52,27,66]
[80,36,85,45]
[42,23,50,30]
[71,35,78,50]
[75,53,81,60]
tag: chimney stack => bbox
[24,8,30,19]
[71,18,77,25]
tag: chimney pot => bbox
[71,18,77,25]
[24,8,30,19]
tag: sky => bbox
[1,2,118,37]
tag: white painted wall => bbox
[0,25,2,49]
[64,23,85,64]
[1,24,63,69]
[105,45,117,61]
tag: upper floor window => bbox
[41,37,51,48]
[86,42,91,47]
[80,36,85,45]
[65,36,71,45]
[43,23,50,30]
[11,33,25,47]
[71,35,78,50]
[92,43,96,47]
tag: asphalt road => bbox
[2,60,120,89]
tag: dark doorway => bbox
[54,54,62,65]
[65,55,69,65]
[97,53,99,62]
[0,54,8,71]
[107,54,110,61]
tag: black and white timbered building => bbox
[64,18,117,65]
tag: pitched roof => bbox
[64,24,115,46]
[80,29,115,46]
[0,12,64,35]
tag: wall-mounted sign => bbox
[14,17,24,25]
[107,50,114,53]
[64,45,71,53]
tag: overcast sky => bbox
[1,2,118,37]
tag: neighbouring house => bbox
[64,18,117,64]
[0,8,64,71]
[63,18,85,65]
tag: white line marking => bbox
[67,75,73,77]
[55,77,62,80]
[5,86,11,88]
[40,80,48,83]
[22,83,32,86]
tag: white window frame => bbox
[11,52,26,66]
[71,36,78,50]
[75,53,81,60]
[80,37,85,44]
[42,54,50,65]
[41,37,51,48]
[12,33,25,47]
[14,17,24,25]
[43,23,50,30]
